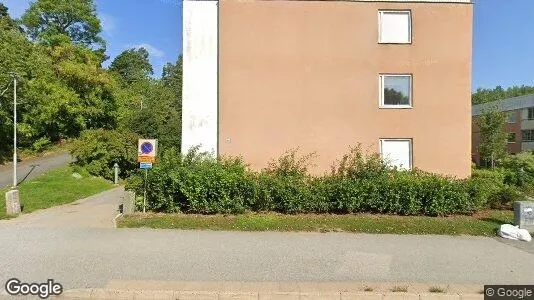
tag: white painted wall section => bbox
[182,0,218,155]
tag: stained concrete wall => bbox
[181,0,219,155]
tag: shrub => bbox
[488,185,523,210]
[331,144,389,180]
[32,136,51,152]
[468,168,506,208]
[501,153,534,191]
[125,146,502,216]
[71,129,139,181]
[128,147,254,214]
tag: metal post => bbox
[12,75,17,188]
[114,163,119,185]
[143,169,147,213]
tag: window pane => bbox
[529,108,534,120]
[522,130,533,142]
[507,112,516,123]
[380,139,412,170]
[383,76,411,106]
[379,11,411,43]
[508,133,516,143]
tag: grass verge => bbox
[117,210,514,236]
[0,166,113,219]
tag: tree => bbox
[477,106,508,168]
[20,0,104,48]
[29,42,117,140]
[0,3,18,30]
[472,85,534,105]
[161,55,182,100]
[109,48,153,85]
[0,4,36,160]
[383,88,409,105]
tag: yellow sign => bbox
[137,156,156,163]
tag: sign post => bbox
[137,139,157,213]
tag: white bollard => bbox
[114,163,119,185]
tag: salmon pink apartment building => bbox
[181,0,473,178]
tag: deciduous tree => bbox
[21,0,104,48]
[477,106,508,168]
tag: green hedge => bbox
[125,146,511,216]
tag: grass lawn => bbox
[0,166,113,219]
[117,210,515,236]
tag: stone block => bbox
[5,189,21,216]
[514,201,534,231]
[123,190,136,215]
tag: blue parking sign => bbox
[139,162,153,169]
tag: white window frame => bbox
[528,108,534,120]
[379,138,413,170]
[379,74,413,109]
[378,10,412,44]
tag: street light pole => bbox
[11,73,17,188]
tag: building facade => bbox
[472,94,534,165]
[182,0,473,178]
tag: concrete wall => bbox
[181,0,219,155]
[218,0,473,178]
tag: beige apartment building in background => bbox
[182,0,473,178]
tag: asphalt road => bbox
[0,188,533,292]
[0,152,73,188]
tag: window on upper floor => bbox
[378,10,412,44]
[507,112,516,123]
[379,74,412,108]
[528,108,534,120]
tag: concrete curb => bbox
[56,289,484,300]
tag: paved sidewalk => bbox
[55,281,487,299]
[0,152,73,188]
[0,187,532,296]
[0,186,122,228]
[57,288,485,300]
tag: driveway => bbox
[0,152,73,188]
[0,188,533,293]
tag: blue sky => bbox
[2,0,533,90]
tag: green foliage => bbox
[476,106,508,167]
[126,147,254,214]
[32,136,51,152]
[71,129,139,180]
[114,55,182,149]
[20,0,104,48]
[127,147,488,216]
[0,1,182,165]
[110,48,154,85]
[472,85,534,105]
[500,152,534,190]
